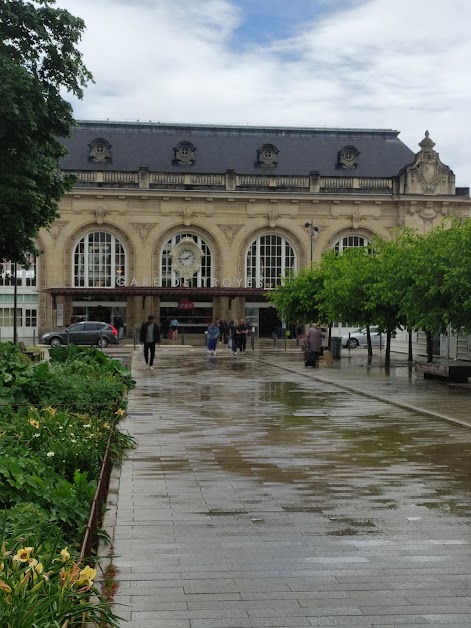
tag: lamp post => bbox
[304,220,320,265]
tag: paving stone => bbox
[108,349,471,627]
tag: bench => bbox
[415,361,471,384]
[19,341,44,362]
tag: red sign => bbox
[178,299,194,309]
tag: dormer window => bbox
[89,138,112,162]
[257,144,279,167]
[337,145,359,169]
[174,141,196,165]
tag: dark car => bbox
[41,321,119,348]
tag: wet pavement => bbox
[108,347,471,627]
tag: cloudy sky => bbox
[56,0,471,185]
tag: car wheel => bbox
[97,337,109,348]
[49,337,62,347]
[347,338,359,349]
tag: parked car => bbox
[341,326,395,349]
[41,321,119,348]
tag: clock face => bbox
[177,249,197,267]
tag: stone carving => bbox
[217,224,243,245]
[183,207,192,226]
[352,210,363,229]
[400,131,455,195]
[337,145,359,169]
[173,142,196,166]
[130,223,156,244]
[88,138,112,162]
[268,210,278,228]
[48,221,70,241]
[257,144,279,168]
[95,206,107,225]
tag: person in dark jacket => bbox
[139,315,161,369]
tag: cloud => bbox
[58,0,471,185]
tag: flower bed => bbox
[0,342,135,626]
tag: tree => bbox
[0,0,92,263]
[266,268,324,325]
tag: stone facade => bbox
[3,123,470,344]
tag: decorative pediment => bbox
[399,131,455,195]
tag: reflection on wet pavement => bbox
[114,349,471,627]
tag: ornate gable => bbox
[399,131,455,195]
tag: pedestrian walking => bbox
[206,320,220,356]
[139,315,161,369]
[227,320,238,353]
[170,317,179,340]
[303,323,325,367]
[236,318,248,352]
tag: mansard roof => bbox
[60,120,415,178]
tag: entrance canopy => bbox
[46,286,268,307]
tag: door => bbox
[259,307,279,337]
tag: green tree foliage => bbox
[271,223,471,364]
[267,268,324,324]
[0,0,92,263]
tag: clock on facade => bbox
[171,238,203,278]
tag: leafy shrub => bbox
[0,539,120,627]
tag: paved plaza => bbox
[107,346,471,627]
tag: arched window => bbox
[73,231,126,287]
[161,233,212,287]
[333,234,369,253]
[246,234,296,288]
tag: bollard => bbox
[133,328,137,350]
[181,333,185,345]
[272,332,277,348]
[66,329,70,346]
[251,327,255,351]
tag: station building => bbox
[3,122,470,353]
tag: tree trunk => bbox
[385,331,391,368]
[366,326,373,357]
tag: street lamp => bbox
[304,221,320,264]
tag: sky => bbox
[55,0,471,185]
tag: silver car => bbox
[341,326,384,349]
[41,321,119,348]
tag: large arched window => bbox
[246,234,296,288]
[333,234,369,253]
[161,233,212,287]
[73,231,126,287]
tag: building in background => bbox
[4,122,470,355]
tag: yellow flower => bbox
[115,408,125,417]
[76,565,96,587]
[102,422,111,430]
[45,406,57,416]
[29,419,40,429]
[0,579,12,594]
[60,547,70,562]
[34,562,43,575]
[0,563,3,572]
[13,547,34,563]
